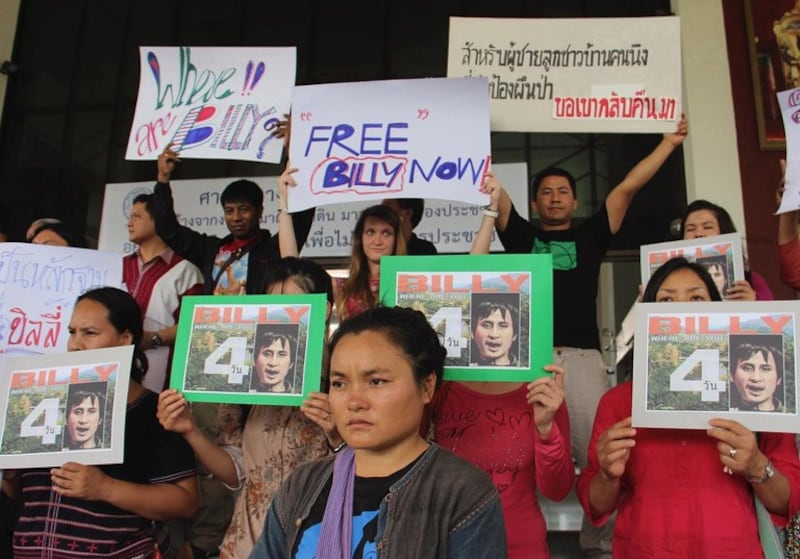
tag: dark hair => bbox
[641,257,722,303]
[132,193,154,219]
[253,329,298,393]
[730,336,784,411]
[30,222,89,249]
[76,287,149,382]
[65,383,106,450]
[263,257,334,306]
[680,200,737,237]
[220,179,263,208]
[531,167,577,199]
[329,306,445,389]
[394,198,425,228]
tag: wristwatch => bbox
[151,333,163,348]
[747,460,775,484]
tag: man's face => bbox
[532,175,577,227]
[223,201,262,239]
[66,395,101,448]
[381,199,412,237]
[255,338,293,392]
[473,308,516,365]
[733,349,780,411]
[127,202,156,244]
[706,263,727,296]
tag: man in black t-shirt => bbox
[491,117,688,557]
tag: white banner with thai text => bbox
[777,87,800,215]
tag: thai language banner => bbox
[287,77,491,211]
[448,16,681,133]
[0,346,132,469]
[0,244,123,359]
[171,294,325,406]
[125,46,296,164]
[633,301,800,433]
[777,87,800,214]
[380,254,553,382]
[98,163,528,257]
[639,234,745,298]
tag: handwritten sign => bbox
[633,301,800,433]
[171,294,325,406]
[0,244,123,358]
[98,163,529,257]
[288,77,491,211]
[380,254,553,382]
[777,87,800,214]
[447,16,681,133]
[0,346,132,468]
[639,234,745,298]
[125,46,296,164]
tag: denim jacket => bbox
[249,443,507,558]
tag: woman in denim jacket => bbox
[250,306,507,559]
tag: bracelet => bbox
[483,205,499,218]
[328,441,347,453]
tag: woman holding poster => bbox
[577,258,800,558]
[12,287,198,558]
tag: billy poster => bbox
[639,234,745,298]
[380,254,553,381]
[287,77,491,212]
[171,294,326,406]
[447,16,681,133]
[633,301,800,433]
[0,346,133,469]
[125,46,296,164]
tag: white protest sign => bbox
[99,163,527,258]
[0,244,123,358]
[287,77,491,211]
[447,16,681,133]
[126,46,296,164]
[777,88,800,215]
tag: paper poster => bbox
[380,254,553,382]
[0,244,123,358]
[126,46,296,164]
[99,163,529,257]
[171,294,326,405]
[287,77,491,211]
[777,87,800,214]
[0,346,133,468]
[639,234,745,298]
[633,301,800,433]
[447,16,681,133]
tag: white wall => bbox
[0,0,21,128]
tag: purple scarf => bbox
[316,446,356,559]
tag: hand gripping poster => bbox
[171,294,326,406]
[633,301,800,433]
[380,254,553,382]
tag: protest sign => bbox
[98,163,528,257]
[380,254,553,381]
[777,87,800,214]
[0,346,132,469]
[171,294,326,406]
[448,16,681,133]
[0,244,123,358]
[633,301,800,433]
[287,77,491,211]
[125,46,296,164]
[639,234,744,298]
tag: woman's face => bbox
[66,395,101,448]
[328,330,434,453]
[654,268,713,303]
[31,228,69,246]
[683,209,721,239]
[733,350,780,411]
[67,299,132,351]
[361,217,396,265]
[254,338,293,392]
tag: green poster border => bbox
[171,294,326,406]
[380,254,553,381]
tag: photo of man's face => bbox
[472,307,517,366]
[66,394,101,449]
[254,337,294,393]
[732,348,781,411]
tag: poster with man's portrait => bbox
[380,254,553,382]
[632,301,800,433]
[0,346,132,469]
[171,294,326,406]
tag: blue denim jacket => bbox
[249,443,507,558]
